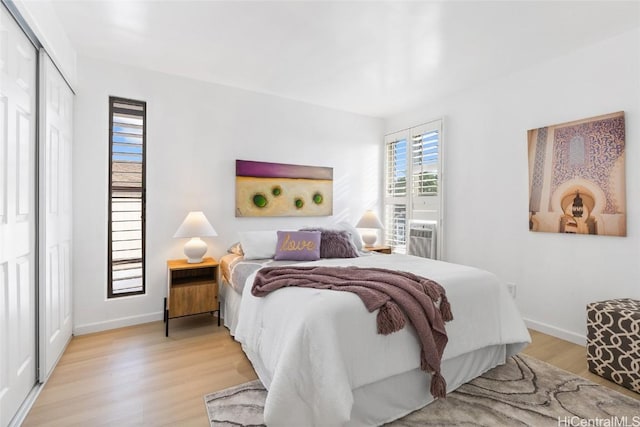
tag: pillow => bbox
[239,230,278,260]
[336,221,364,252]
[301,228,359,258]
[274,231,321,261]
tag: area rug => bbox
[204,354,640,426]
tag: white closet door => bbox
[0,7,37,427]
[38,52,73,381]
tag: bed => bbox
[220,238,530,426]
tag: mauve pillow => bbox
[302,228,359,258]
[274,231,321,261]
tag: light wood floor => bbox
[23,317,639,427]
[522,329,640,400]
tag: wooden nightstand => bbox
[164,257,220,337]
[366,245,392,254]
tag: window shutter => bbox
[383,131,409,253]
[385,137,407,197]
[412,129,439,196]
[384,204,407,253]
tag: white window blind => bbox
[385,137,407,197]
[412,129,439,196]
[384,132,408,253]
[384,204,407,252]
[108,97,146,298]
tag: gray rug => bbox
[204,354,640,426]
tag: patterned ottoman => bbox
[586,298,640,394]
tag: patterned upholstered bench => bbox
[586,298,640,394]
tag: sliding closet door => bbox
[38,52,73,381]
[0,7,37,427]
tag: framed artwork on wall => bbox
[235,160,333,217]
[527,111,626,236]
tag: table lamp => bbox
[356,210,384,247]
[173,211,217,263]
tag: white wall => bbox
[73,56,383,334]
[385,28,640,345]
[12,0,77,86]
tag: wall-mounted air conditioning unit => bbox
[408,221,437,259]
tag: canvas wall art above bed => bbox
[235,159,333,217]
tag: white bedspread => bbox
[234,254,530,426]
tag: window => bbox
[108,97,146,298]
[383,120,443,256]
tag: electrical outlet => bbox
[506,282,516,298]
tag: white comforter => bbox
[234,254,530,426]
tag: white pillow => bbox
[239,230,278,260]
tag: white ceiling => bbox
[50,1,640,118]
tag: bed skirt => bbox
[243,342,506,426]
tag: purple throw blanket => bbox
[252,265,453,399]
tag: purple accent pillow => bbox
[301,228,359,258]
[274,231,321,261]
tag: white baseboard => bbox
[524,317,586,346]
[73,311,163,335]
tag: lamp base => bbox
[361,232,377,248]
[184,237,207,263]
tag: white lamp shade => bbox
[173,211,217,238]
[355,210,383,229]
[174,211,217,263]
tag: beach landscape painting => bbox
[527,111,626,236]
[235,160,333,217]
